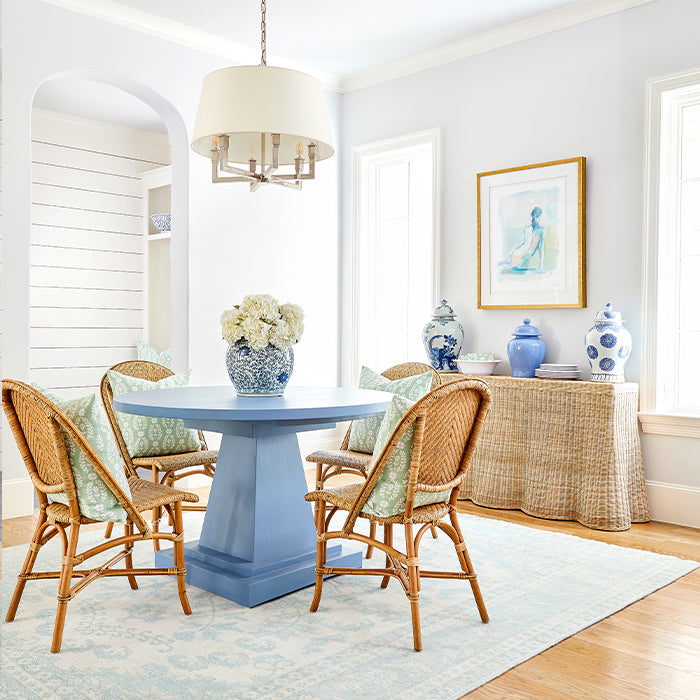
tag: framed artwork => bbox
[477,157,586,309]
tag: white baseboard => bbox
[2,477,35,519]
[645,480,700,529]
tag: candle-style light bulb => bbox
[296,142,304,158]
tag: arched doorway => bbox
[29,75,189,397]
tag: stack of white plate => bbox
[535,364,582,380]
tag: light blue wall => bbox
[340,0,700,491]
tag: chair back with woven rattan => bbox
[344,379,491,528]
[339,362,440,450]
[381,362,441,388]
[100,360,201,478]
[2,379,146,530]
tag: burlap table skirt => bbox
[443,374,650,531]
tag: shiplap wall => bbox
[30,110,170,398]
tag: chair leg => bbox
[366,521,377,559]
[104,522,114,539]
[430,523,438,539]
[450,511,488,623]
[380,523,392,589]
[6,511,49,622]
[310,501,326,612]
[313,462,323,528]
[124,522,139,590]
[164,472,176,526]
[51,524,80,653]
[172,502,192,615]
[152,465,161,552]
[405,522,422,651]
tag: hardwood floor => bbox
[455,501,700,700]
[3,477,698,699]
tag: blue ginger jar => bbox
[585,303,631,382]
[507,319,546,377]
[422,299,464,372]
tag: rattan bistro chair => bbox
[100,361,217,549]
[305,379,492,651]
[306,362,440,556]
[2,380,198,653]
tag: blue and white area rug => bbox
[1,512,696,699]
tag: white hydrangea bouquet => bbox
[221,293,304,351]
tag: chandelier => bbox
[190,1,334,191]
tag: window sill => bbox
[638,412,700,438]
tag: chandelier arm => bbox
[268,179,302,191]
[220,162,261,179]
[213,174,258,184]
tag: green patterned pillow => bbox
[362,394,450,518]
[136,341,172,369]
[32,385,130,523]
[347,366,433,453]
[107,369,203,458]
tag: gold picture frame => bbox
[477,157,586,309]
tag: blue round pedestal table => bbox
[113,385,390,607]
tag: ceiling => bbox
[28,0,640,133]
[103,0,584,78]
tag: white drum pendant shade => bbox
[191,65,334,166]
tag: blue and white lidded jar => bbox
[422,299,464,372]
[507,319,546,377]
[585,303,631,382]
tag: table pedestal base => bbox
[156,541,362,607]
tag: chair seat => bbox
[132,449,218,470]
[305,449,372,473]
[46,477,199,524]
[305,482,450,524]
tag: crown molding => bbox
[37,0,343,92]
[31,107,171,146]
[39,0,656,96]
[338,0,657,93]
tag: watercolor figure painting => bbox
[478,158,586,309]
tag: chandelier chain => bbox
[260,0,267,66]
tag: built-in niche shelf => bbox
[141,165,172,350]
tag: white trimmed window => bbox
[351,130,440,383]
[641,69,700,437]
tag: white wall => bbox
[1,0,341,515]
[340,0,700,524]
[29,110,171,398]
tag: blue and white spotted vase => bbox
[422,299,464,372]
[226,343,294,396]
[585,303,631,382]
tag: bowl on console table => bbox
[455,358,501,376]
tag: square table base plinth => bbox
[155,542,362,607]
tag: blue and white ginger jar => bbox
[585,303,631,382]
[507,319,546,377]
[422,299,464,372]
[226,343,294,396]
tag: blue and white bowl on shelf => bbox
[150,213,171,232]
[585,303,631,382]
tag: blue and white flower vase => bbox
[507,319,546,377]
[226,343,294,396]
[585,303,631,382]
[422,299,464,372]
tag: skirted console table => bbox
[441,374,650,531]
